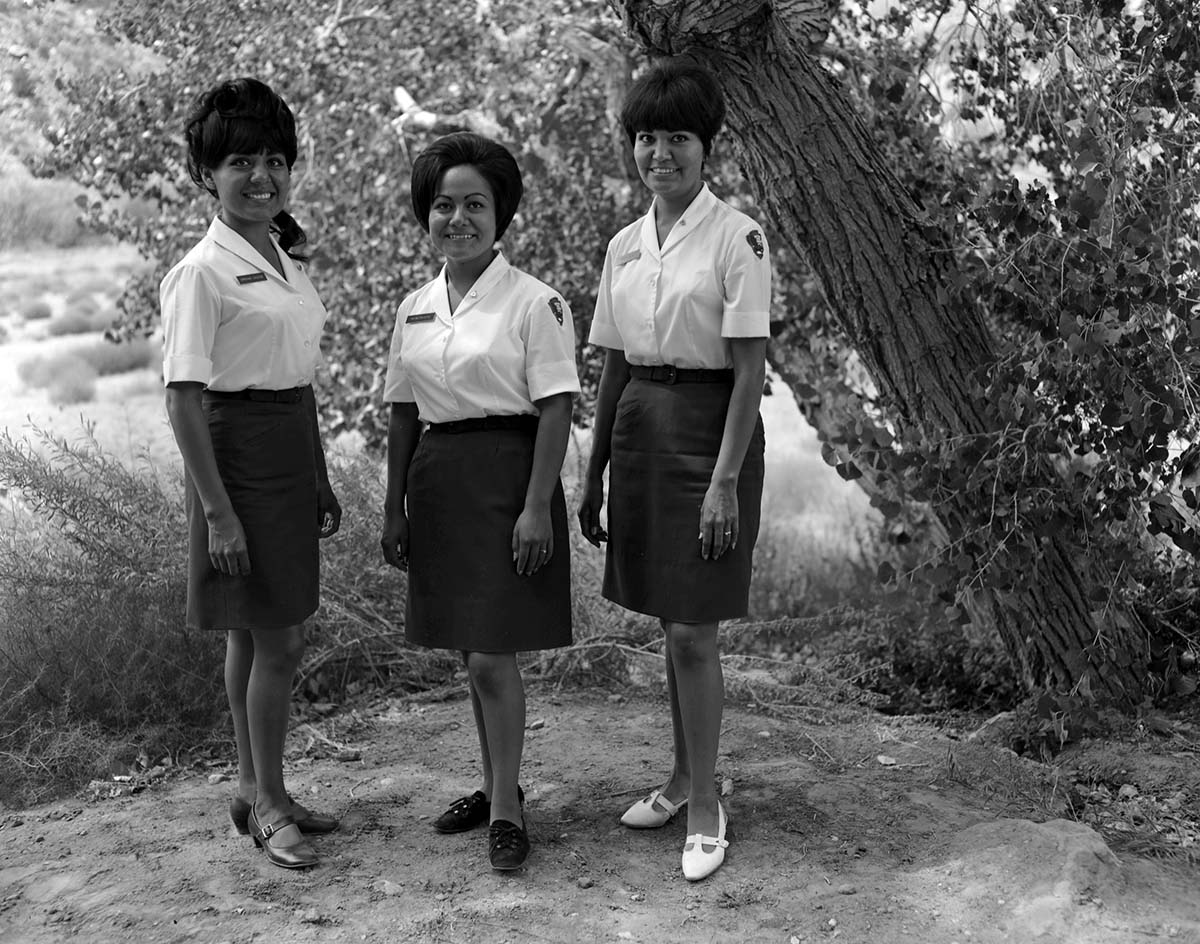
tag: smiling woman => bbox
[159,77,342,872]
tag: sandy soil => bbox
[1,688,1198,944]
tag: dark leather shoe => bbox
[488,818,530,871]
[248,807,318,870]
[434,791,489,834]
[434,786,523,834]
[230,795,338,835]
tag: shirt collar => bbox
[437,250,511,307]
[640,183,717,256]
[207,215,291,283]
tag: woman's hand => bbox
[380,510,410,572]
[513,503,553,576]
[207,508,251,575]
[318,481,342,538]
[577,475,608,548]
[698,478,739,561]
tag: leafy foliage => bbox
[773,0,1200,695]
[32,0,639,442]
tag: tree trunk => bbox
[611,0,1149,705]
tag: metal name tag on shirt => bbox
[406,312,437,324]
[236,271,268,284]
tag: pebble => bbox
[836,884,857,895]
[335,749,361,763]
[1117,784,1139,800]
[630,892,645,902]
[207,773,228,785]
[528,719,545,731]
[577,877,594,889]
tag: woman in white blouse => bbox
[161,78,341,870]
[578,59,771,881]
[381,132,579,872]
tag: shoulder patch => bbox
[548,297,564,326]
[745,230,764,259]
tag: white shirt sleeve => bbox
[523,291,580,403]
[383,295,417,404]
[588,243,625,351]
[160,263,219,385]
[721,224,772,339]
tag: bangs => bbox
[219,117,292,162]
[622,88,705,137]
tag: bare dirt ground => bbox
[1,687,1198,944]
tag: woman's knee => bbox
[251,625,306,671]
[665,621,718,669]
[466,652,518,697]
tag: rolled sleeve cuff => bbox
[527,361,582,402]
[163,354,213,386]
[721,310,771,338]
[587,321,625,350]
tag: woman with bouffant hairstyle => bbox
[381,132,579,872]
[161,77,341,870]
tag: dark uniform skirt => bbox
[405,418,572,653]
[604,378,765,623]
[185,395,319,631]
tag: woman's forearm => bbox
[303,385,331,485]
[165,383,234,520]
[711,338,768,485]
[384,402,422,514]
[586,347,631,481]
[525,393,574,508]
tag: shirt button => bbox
[469,291,477,298]
[304,340,311,347]
[298,300,305,306]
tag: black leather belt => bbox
[427,414,539,434]
[629,365,734,384]
[205,387,306,404]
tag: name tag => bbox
[236,271,268,284]
[406,312,436,324]
[616,250,641,266]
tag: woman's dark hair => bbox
[184,77,307,256]
[620,58,726,157]
[410,132,524,241]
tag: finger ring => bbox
[723,530,732,535]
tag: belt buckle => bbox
[663,365,677,385]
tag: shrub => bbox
[46,305,112,337]
[0,428,459,806]
[0,160,85,250]
[18,351,98,403]
[18,299,52,321]
[76,336,158,376]
[0,425,208,806]
[47,369,97,405]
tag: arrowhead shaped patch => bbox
[746,230,764,259]
[548,297,564,325]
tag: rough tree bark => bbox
[610,0,1150,705]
